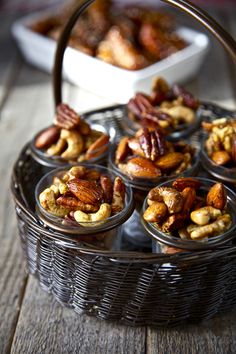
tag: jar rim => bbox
[31,122,112,168]
[109,141,200,191]
[201,135,236,183]
[35,164,134,235]
[122,105,203,141]
[142,177,236,250]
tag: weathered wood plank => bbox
[10,276,146,354]
[0,14,22,109]
[147,311,236,354]
[0,64,53,354]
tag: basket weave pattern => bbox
[12,105,236,326]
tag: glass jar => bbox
[30,120,115,170]
[35,165,134,250]
[142,177,236,251]
[120,106,203,141]
[109,142,200,248]
[201,135,236,185]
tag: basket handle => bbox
[53,0,236,108]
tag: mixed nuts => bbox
[30,2,186,70]
[143,178,232,241]
[115,127,195,179]
[35,103,109,162]
[127,77,199,134]
[203,117,236,167]
[39,166,126,227]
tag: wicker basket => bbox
[11,0,236,326]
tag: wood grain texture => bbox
[11,276,146,354]
[0,62,53,353]
[1,4,236,354]
[147,311,236,354]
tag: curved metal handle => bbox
[53,0,95,106]
[53,0,236,108]
[161,0,236,63]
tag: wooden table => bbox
[1,4,236,354]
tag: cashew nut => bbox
[161,106,195,124]
[74,203,111,227]
[190,214,231,240]
[39,187,70,217]
[148,187,184,214]
[190,206,221,226]
[47,138,66,156]
[60,129,84,160]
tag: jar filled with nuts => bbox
[142,177,236,251]
[109,127,199,248]
[122,77,201,140]
[201,118,236,184]
[35,165,134,250]
[31,103,111,169]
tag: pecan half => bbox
[127,93,152,119]
[139,128,152,159]
[56,196,98,212]
[171,84,199,110]
[100,175,113,203]
[139,128,166,161]
[54,103,81,129]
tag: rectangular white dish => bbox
[12,10,209,103]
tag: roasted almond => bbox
[155,152,184,171]
[115,136,130,164]
[35,126,60,149]
[181,187,196,213]
[143,202,167,223]
[85,134,109,160]
[119,157,161,178]
[211,150,231,166]
[206,182,227,210]
[172,177,201,191]
[67,178,103,205]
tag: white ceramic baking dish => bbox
[12,11,209,103]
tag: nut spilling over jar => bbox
[143,178,232,242]
[203,118,236,167]
[35,103,109,162]
[39,166,126,227]
[127,77,199,134]
[115,127,195,179]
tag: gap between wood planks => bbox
[1,6,236,354]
